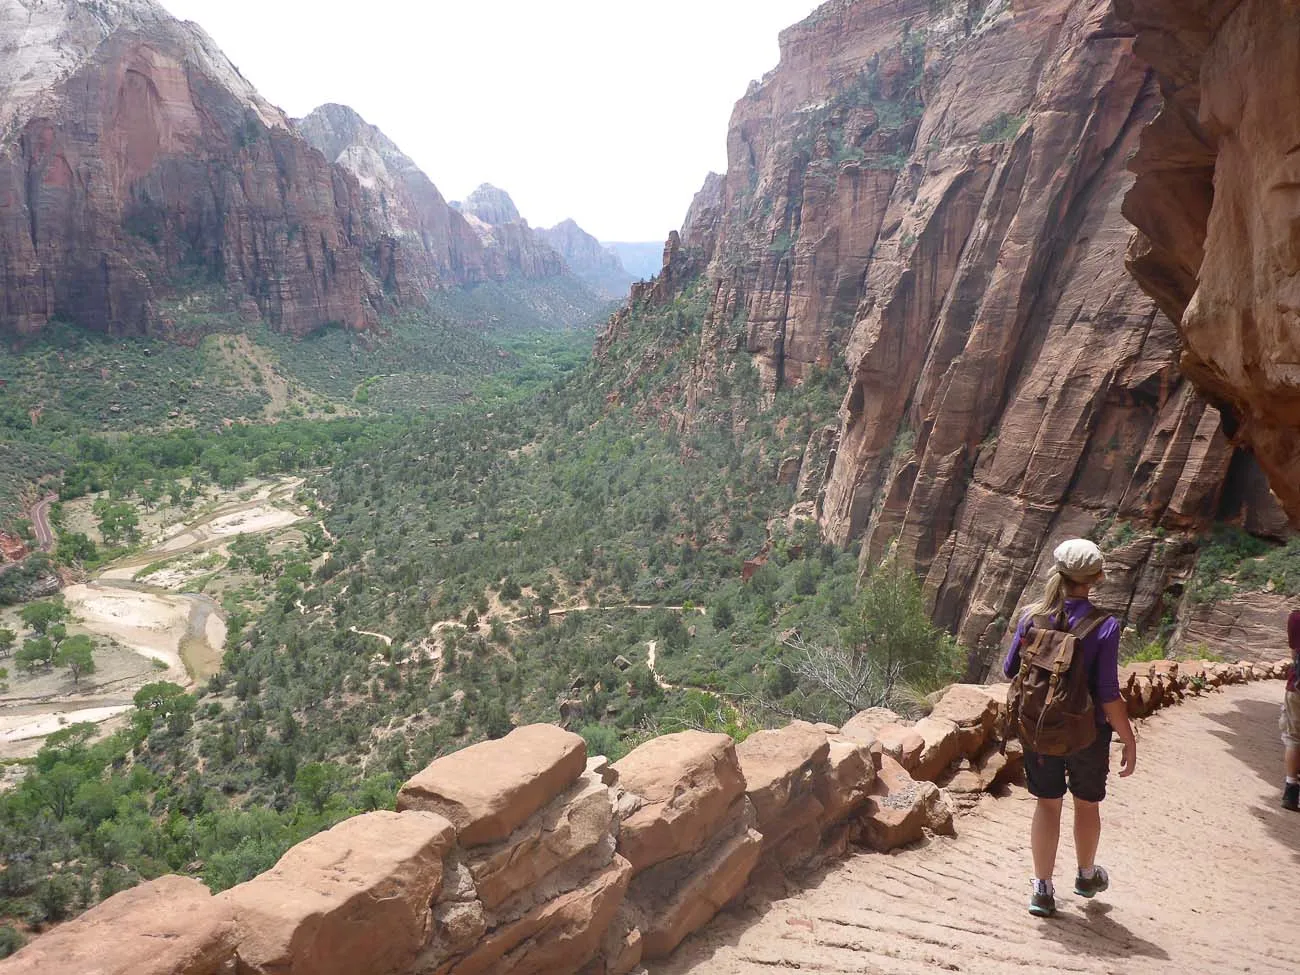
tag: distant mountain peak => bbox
[538,219,633,300]
[458,184,522,226]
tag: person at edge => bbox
[1002,538,1138,918]
[1281,609,1300,811]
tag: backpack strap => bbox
[1069,607,1108,643]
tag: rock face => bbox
[1116,0,1300,527]
[0,0,379,337]
[294,104,497,297]
[596,0,1292,675]
[0,2,598,339]
[538,219,634,298]
[453,184,567,280]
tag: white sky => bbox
[157,0,822,242]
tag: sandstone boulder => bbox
[632,824,763,959]
[817,737,876,827]
[612,731,746,872]
[873,723,925,770]
[838,707,904,746]
[441,856,633,975]
[735,721,829,853]
[469,770,615,909]
[862,755,954,851]
[578,908,643,975]
[2,876,235,975]
[939,740,1023,795]
[398,724,587,847]
[910,716,962,782]
[929,684,1002,757]
[587,755,618,787]
[223,810,454,975]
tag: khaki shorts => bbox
[1282,691,1300,748]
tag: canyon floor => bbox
[0,476,308,759]
[655,681,1297,975]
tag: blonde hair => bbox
[1021,566,1067,623]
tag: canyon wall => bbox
[8,660,1287,975]
[1117,0,1300,527]
[599,0,1291,676]
[0,0,602,339]
[293,104,496,300]
[0,0,380,337]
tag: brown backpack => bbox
[1005,608,1107,757]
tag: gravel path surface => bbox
[654,681,1297,975]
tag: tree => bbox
[0,628,14,656]
[710,601,735,630]
[16,636,55,673]
[19,599,68,635]
[55,531,98,566]
[138,481,162,511]
[294,762,344,813]
[56,635,95,686]
[782,555,960,723]
[93,499,139,546]
[133,681,188,712]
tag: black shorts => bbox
[1024,726,1113,803]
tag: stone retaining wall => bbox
[6,658,1290,975]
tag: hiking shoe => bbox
[1029,890,1056,918]
[1284,782,1300,812]
[1074,866,1110,898]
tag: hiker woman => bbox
[1281,609,1300,811]
[1003,538,1137,918]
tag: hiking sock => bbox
[1079,865,1098,881]
[1032,879,1054,896]
[1287,776,1299,785]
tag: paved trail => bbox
[655,681,1297,975]
[29,494,55,550]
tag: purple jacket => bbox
[1003,597,1122,726]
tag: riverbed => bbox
[0,475,306,758]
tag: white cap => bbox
[1054,538,1105,582]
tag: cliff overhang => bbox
[1118,0,1300,526]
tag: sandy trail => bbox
[654,681,1298,975]
[646,640,674,690]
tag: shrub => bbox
[0,925,24,959]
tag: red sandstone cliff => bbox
[598,0,1290,674]
[0,0,385,337]
[1116,0,1300,528]
[0,1,598,339]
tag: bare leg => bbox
[1073,797,1102,871]
[1031,797,1064,881]
[1286,744,1300,779]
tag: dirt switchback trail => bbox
[654,682,1298,975]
